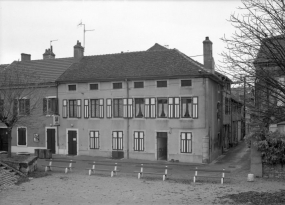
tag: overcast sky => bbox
[0,0,242,66]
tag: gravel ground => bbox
[1,142,285,205]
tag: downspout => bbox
[220,83,224,154]
[125,79,129,159]
[56,82,60,151]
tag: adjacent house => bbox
[0,48,74,154]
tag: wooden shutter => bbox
[43,98,47,115]
[25,99,30,115]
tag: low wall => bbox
[2,156,38,173]
[263,163,285,179]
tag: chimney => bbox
[43,46,55,60]
[21,53,31,61]
[203,36,215,73]
[74,40,84,61]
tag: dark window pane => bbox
[113,83,122,89]
[90,84,98,90]
[134,82,144,88]
[68,85,76,91]
[157,81,167,88]
[181,80,192,87]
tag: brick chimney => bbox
[203,37,215,74]
[74,40,84,61]
[43,46,55,60]
[21,53,31,61]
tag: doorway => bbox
[68,130,77,155]
[0,128,8,151]
[157,132,167,160]
[47,128,56,154]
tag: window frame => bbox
[156,80,167,88]
[123,98,133,118]
[43,97,58,115]
[84,99,89,118]
[181,79,192,87]
[180,132,192,153]
[112,131,123,150]
[90,99,104,118]
[17,127,27,146]
[18,98,30,116]
[134,81,144,89]
[106,99,112,118]
[113,98,123,118]
[113,82,123,89]
[168,97,180,118]
[89,83,99,91]
[67,84,77,91]
[134,131,144,151]
[134,98,144,118]
[69,99,77,118]
[89,130,100,149]
[144,97,156,118]
[157,97,168,118]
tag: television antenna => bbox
[77,21,94,48]
[50,39,58,47]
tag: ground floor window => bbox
[17,127,27,146]
[180,132,192,153]
[90,131,99,149]
[112,131,123,150]
[134,131,144,151]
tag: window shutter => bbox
[25,99,30,115]
[43,98,47,115]
[55,98,59,115]
[13,99,18,116]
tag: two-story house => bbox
[55,37,224,163]
[0,48,74,154]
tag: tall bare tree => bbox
[220,0,285,127]
[0,62,45,157]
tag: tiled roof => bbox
[57,49,219,83]
[0,58,74,84]
[0,64,9,71]
[147,43,168,51]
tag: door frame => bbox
[66,128,79,155]
[155,131,168,160]
[45,127,57,154]
[0,127,9,151]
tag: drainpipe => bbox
[125,79,130,159]
[56,82,60,152]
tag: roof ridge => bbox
[173,49,206,71]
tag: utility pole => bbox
[77,21,94,49]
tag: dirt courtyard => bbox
[1,142,285,205]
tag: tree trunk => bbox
[7,127,12,158]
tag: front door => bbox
[47,129,56,154]
[0,128,8,151]
[157,132,167,160]
[68,130,77,155]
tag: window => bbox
[225,97,230,115]
[157,80,167,88]
[113,99,123,118]
[181,97,198,118]
[168,97,180,118]
[43,98,58,115]
[17,127,27,146]
[68,84,76,91]
[18,99,30,116]
[145,98,156,118]
[84,99,89,118]
[69,99,81,118]
[106,99,112,118]
[157,98,168,118]
[181,80,192,87]
[134,82,144,88]
[90,83,99,90]
[181,132,192,153]
[134,131,144,151]
[135,98,144,118]
[112,131,123,150]
[123,98,133,118]
[91,99,104,118]
[62,100,68,118]
[113,82,122,89]
[90,131,99,149]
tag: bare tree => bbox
[220,0,285,127]
[0,62,46,157]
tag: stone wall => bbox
[263,163,285,179]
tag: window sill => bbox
[17,145,27,147]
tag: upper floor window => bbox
[123,98,133,118]
[68,84,76,91]
[157,80,167,88]
[43,97,58,115]
[157,98,168,118]
[135,98,144,118]
[113,82,122,89]
[68,99,81,118]
[90,83,99,90]
[15,99,30,116]
[168,97,180,118]
[0,99,4,116]
[181,97,198,118]
[17,127,27,146]
[181,80,192,87]
[113,99,123,117]
[145,98,156,118]
[134,82,144,88]
[90,99,104,118]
